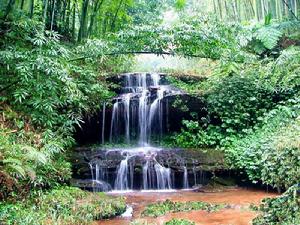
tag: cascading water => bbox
[101,103,106,145]
[115,155,129,190]
[183,166,189,189]
[89,73,204,191]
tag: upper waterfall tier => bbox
[109,73,183,146]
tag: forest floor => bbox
[97,187,277,225]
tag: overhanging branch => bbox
[68,51,221,62]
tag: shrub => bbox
[225,98,300,188]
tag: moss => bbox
[165,219,195,225]
[142,199,226,217]
[0,186,126,225]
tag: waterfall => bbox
[124,94,131,144]
[183,166,189,189]
[90,73,192,191]
[138,89,149,146]
[155,163,172,189]
[110,101,119,142]
[109,73,169,146]
[101,102,106,144]
[193,165,197,186]
[142,155,172,190]
[89,162,111,192]
[115,155,129,190]
[143,160,150,189]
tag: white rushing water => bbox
[109,73,175,145]
[90,73,202,191]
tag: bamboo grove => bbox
[0,0,163,42]
[1,0,299,45]
[187,0,300,21]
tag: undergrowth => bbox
[0,186,126,225]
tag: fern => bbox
[256,26,282,50]
[23,146,48,165]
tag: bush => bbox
[225,98,300,188]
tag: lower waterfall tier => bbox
[71,147,226,191]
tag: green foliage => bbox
[255,26,282,50]
[0,187,126,225]
[175,0,186,11]
[165,219,195,225]
[0,16,131,200]
[0,119,72,200]
[169,45,300,149]
[253,185,300,225]
[142,199,225,217]
[0,18,114,130]
[225,98,300,188]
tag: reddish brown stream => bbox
[97,188,277,225]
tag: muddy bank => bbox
[96,188,277,225]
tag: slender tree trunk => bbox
[20,0,25,9]
[247,0,256,19]
[30,0,34,18]
[217,0,223,19]
[42,0,49,30]
[282,0,299,19]
[71,2,76,41]
[65,0,71,33]
[50,0,56,31]
[88,0,105,37]
[213,0,217,15]
[3,0,16,20]
[78,0,90,42]
[111,0,124,32]
[61,0,67,32]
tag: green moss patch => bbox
[142,199,226,217]
[165,218,195,225]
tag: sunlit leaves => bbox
[255,26,282,50]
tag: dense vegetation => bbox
[0,187,126,225]
[1,0,300,224]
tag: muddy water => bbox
[97,188,277,225]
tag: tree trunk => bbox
[110,0,124,32]
[217,0,223,19]
[50,0,56,31]
[65,0,71,33]
[78,0,90,42]
[30,0,34,18]
[71,2,76,41]
[3,0,16,20]
[88,0,105,37]
[20,0,25,9]
[42,0,49,29]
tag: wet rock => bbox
[70,178,112,192]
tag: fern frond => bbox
[23,146,48,165]
[256,26,282,50]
